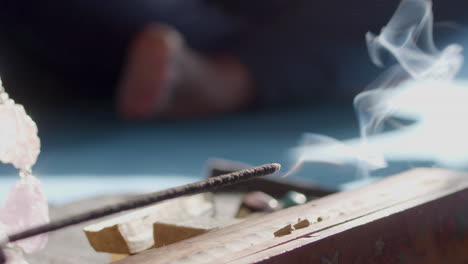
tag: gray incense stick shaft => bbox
[7,163,280,244]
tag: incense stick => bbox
[0,163,280,262]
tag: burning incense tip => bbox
[0,163,280,263]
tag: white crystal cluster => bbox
[0,93,40,172]
[0,79,49,263]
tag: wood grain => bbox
[116,168,468,263]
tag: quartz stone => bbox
[0,80,48,257]
[0,101,40,172]
[0,174,49,253]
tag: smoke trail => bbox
[289,0,464,178]
[355,0,462,173]
[359,0,462,135]
[283,133,356,178]
[366,0,462,80]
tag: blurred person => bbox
[117,23,254,119]
[0,0,466,119]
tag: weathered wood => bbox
[153,217,240,248]
[84,194,214,254]
[116,168,468,263]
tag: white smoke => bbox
[290,0,467,177]
[366,0,463,80]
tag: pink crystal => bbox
[0,174,49,253]
[0,102,40,171]
[0,85,48,255]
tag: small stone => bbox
[281,191,307,208]
[243,192,278,211]
[236,192,279,218]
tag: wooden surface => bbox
[116,168,468,264]
[84,193,214,254]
